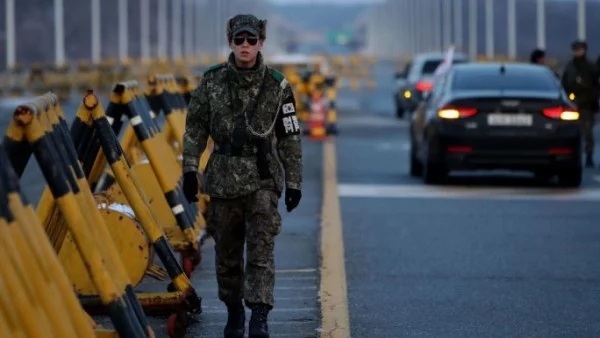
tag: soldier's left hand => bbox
[183,171,199,203]
[285,188,301,212]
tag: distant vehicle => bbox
[394,52,469,118]
[409,63,582,187]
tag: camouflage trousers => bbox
[581,110,595,155]
[207,189,282,308]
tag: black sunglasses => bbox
[233,35,259,46]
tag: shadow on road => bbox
[414,171,592,189]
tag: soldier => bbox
[181,14,303,338]
[561,40,599,167]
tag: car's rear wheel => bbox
[422,141,447,184]
[395,100,405,119]
[409,141,422,177]
[423,162,447,184]
[396,107,405,119]
[557,166,582,187]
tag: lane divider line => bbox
[320,138,351,338]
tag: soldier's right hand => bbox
[183,172,199,203]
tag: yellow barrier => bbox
[324,76,338,135]
[73,90,202,337]
[3,94,150,337]
[3,91,204,337]
[0,147,101,338]
[146,74,212,218]
[104,81,205,275]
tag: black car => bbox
[394,52,469,118]
[409,63,582,187]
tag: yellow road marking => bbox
[320,138,351,338]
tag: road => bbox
[330,78,600,337]
[3,60,600,337]
[0,97,323,338]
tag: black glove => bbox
[285,188,301,212]
[183,172,199,203]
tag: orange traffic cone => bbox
[308,92,327,140]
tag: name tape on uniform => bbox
[282,115,300,135]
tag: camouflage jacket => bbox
[182,52,303,199]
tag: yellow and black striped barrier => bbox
[2,89,207,337]
[106,81,204,258]
[0,146,103,338]
[3,93,151,337]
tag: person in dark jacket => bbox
[530,48,546,64]
[561,40,600,167]
[530,48,560,78]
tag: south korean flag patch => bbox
[282,102,295,115]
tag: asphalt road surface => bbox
[0,98,322,338]
[4,60,600,337]
[334,82,600,337]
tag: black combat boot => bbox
[224,302,245,338]
[248,304,270,338]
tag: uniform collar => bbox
[227,52,266,88]
[227,52,265,75]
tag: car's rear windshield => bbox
[451,67,558,91]
[421,59,467,74]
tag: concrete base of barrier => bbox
[80,291,188,317]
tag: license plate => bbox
[487,113,533,126]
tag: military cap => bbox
[571,39,587,50]
[227,14,267,40]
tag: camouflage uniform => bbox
[182,31,303,312]
[561,57,599,164]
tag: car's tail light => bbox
[548,147,573,155]
[542,106,579,120]
[438,106,477,119]
[415,81,433,92]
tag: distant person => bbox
[530,48,559,78]
[561,40,600,168]
[530,48,547,64]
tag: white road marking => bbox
[196,286,317,292]
[276,268,317,273]
[338,183,600,201]
[197,320,319,327]
[374,142,411,152]
[196,275,317,281]
[336,116,408,127]
[200,307,318,314]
